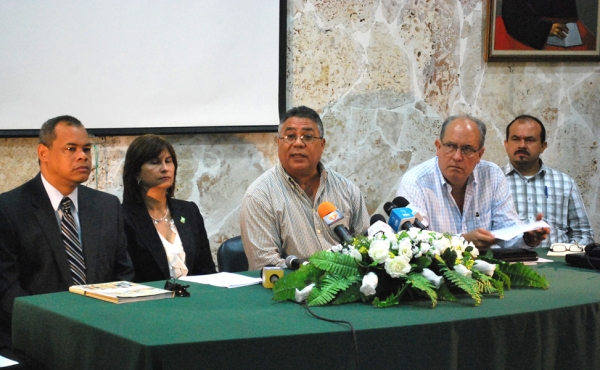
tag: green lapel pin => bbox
[180,216,186,224]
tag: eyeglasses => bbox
[278,134,323,144]
[441,142,480,157]
[549,243,584,252]
[279,134,322,144]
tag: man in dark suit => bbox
[0,116,134,349]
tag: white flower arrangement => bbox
[273,228,549,308]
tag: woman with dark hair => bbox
[122,134,216,282]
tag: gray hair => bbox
[440,115,487,149]
[278,106,324,137]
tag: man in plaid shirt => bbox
[503,115,594,248]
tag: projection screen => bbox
[0,0,285,137]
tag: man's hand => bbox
[523,213,550,247]
[462,228,496,251]
[550,23,569,39]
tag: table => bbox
[12,254,600,370]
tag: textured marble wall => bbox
[1,0,598,265]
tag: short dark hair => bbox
[122,134,178,204]
[506,115,546,143]
[39,115,83,147]
[279,106,324,137]
[440,115,487,149]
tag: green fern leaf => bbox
[443,270,482,306]
[471,270,498,295]
[497,262,550,289]
[407,273,437,308]
[494,278,505,298]
[309,251,360,277]
[373,282,410,308]
[436,282,457,302]
[331,281,361,305]
[272,264,322,301]
[492,268,511,290]
[307,274,360,306]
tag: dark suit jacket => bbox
[122,198,216,283]
[0,173,134,346]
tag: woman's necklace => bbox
[150,207,178,234]
[150,208,169,224]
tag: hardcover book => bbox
[69,281,174,304]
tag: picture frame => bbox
[485,0,600,62]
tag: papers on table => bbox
[0,355,18,367]
[491,220,550,241]
[180,272,262,288]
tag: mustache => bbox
[514,149,529,155]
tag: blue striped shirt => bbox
[397,157,524,248]
[241,163,369,270]
[503,161,594,247]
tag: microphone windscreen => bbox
[393,196,410,208]
[383,202,396,216]
[317,202,337,218]
[285,255,298,269]
[370,214,386,225]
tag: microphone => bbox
[261,266,284,288]
[318,201,354,244]
[368,214,395,238]
[370,214,386,225]
[383,202,397,216]
[364,214,385,236]
[285,255,309,270]
[392,197,427,230]
[388,207,416,233]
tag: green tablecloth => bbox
[12,253,600,370]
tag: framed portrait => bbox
[485,0,600,62]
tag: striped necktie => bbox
[61,197,87,285]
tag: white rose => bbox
[330,244,343,253]
[421,268,444,289]
[368,239,390,264]
[419,242,431,254]
[468,243,479,258]
[433,238,451,254]
[398,237,412,251]
[359,272,378,296]
[407,227,420,239]
[397,240,413,260]
[472,260,496,277]
[385,256,411,278]
[295,283,315,302]
[453,264,472,278]
[450,236,464,248]
[350,247,362,262]
[416,231,429,242]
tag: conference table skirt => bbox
[12,252,600,370]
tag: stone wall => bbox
[1,0,598,264]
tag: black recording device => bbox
[565,243,600,270]
[585,243,600,257]
[164,279,191,297]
